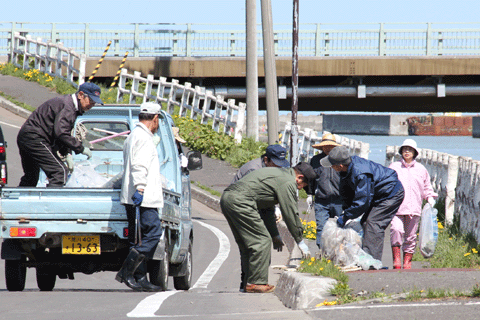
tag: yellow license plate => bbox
[62,235,101,255]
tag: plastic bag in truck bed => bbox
[65,161,109,188]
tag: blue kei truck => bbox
[0,105,202,291]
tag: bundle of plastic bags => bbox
[320,218,383,270]
[418,203,439,258]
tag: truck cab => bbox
[0,105,202,292]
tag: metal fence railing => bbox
[116,69,246,143]
[2,22,480,57]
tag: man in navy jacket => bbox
[321,146,404,264]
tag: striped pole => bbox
[87,40,112,82]
[109,51,129,91]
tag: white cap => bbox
[399,139,419,157]
[139,102,162,114]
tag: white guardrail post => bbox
[115,69,246,143]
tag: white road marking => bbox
[0,120,21,129]
[191,220,230,289]
[127,220,230,318]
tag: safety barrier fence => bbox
[116,68,246,143]
[2,22,480,57]
[386,146,480,243]
[10,32,86,88]
[280,124,370,163]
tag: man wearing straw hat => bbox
[309,133,343,250]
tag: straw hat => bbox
[172,127,186,144]
[312,133,340,150]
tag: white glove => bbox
[274,206,282,222]
[152,135,161,147]
[180,154,188,168]
[65,154,74,173]
[306,195,314,213]
[81,147,92,159]
[428,197,435,207]
[297,240,311,259]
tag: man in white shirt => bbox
[116,102,164,292]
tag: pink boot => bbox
[403,252,413,269]
[392,246,401,269]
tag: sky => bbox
[3,0,480,25]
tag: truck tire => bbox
[149,238,169,291]
[5,257,27,292]
[36,267,56,291]
[173,240,192,290]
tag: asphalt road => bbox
[2,103,480,319]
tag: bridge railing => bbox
[280,124,370,163]
[2,22,480,57]
[116,68,246,143]
[10,32,86,88]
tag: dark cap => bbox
[320,146,351,167]
[264,144,290,168]
[79,82,103,105]
[294,162,318,194]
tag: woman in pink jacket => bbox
[389,139,437,269]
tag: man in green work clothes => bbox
[220,162,317,293]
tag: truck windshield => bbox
[76,121,130,151]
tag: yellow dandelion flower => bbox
[327,260,331,263]
[319,267,324,271]
[438,222,444,229]
[473,248,478,254]
[308,262,312,266]
[300,260,304,264]
[464,253,471,256]
[310,257,315,262]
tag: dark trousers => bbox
[314,198,343,248]
[361,188,405,261]
[17,133,67,187]
[125,204,162,258]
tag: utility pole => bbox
[246,0,259,140]
[260,0,279,145]
[290,0,300,166]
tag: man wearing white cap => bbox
[309,133,343,249]
[321,146,405,265]
[117,102,164,291]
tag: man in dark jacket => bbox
[321,146,404,263]
[309,133,342,249]
[17,82,103,187]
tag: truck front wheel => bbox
[173,240,192,290]
[36,267,56,291]
[149,238,169,291]
[5,257,27,292]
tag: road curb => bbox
[190,184,222,213]
[0,95,31,119]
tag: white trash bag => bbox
[65,161,109,188]
[418,203,439,258]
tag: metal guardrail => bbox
[116,68,246,143]
[280,124,370,163]
[11,32,85,88]
[2,22,480,57]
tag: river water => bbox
[343,134,480,166]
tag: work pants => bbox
[125,204,162,258]
[314,198,343,248]
[17,133,68,187]
[361,188,405,261]
[220,191,271,286]
[390,214,420,254]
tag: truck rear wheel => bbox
[174,240,192,290]
[36,267,56,291]
[149,238,169,291]
[5,257,27,292]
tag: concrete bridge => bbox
[2,22,480,113]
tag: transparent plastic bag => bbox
[418,203,439,258]
[65,162,108,188]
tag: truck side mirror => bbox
[187,151,202,171]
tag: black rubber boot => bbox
[135,260,163,292]
[115,248,144,291]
